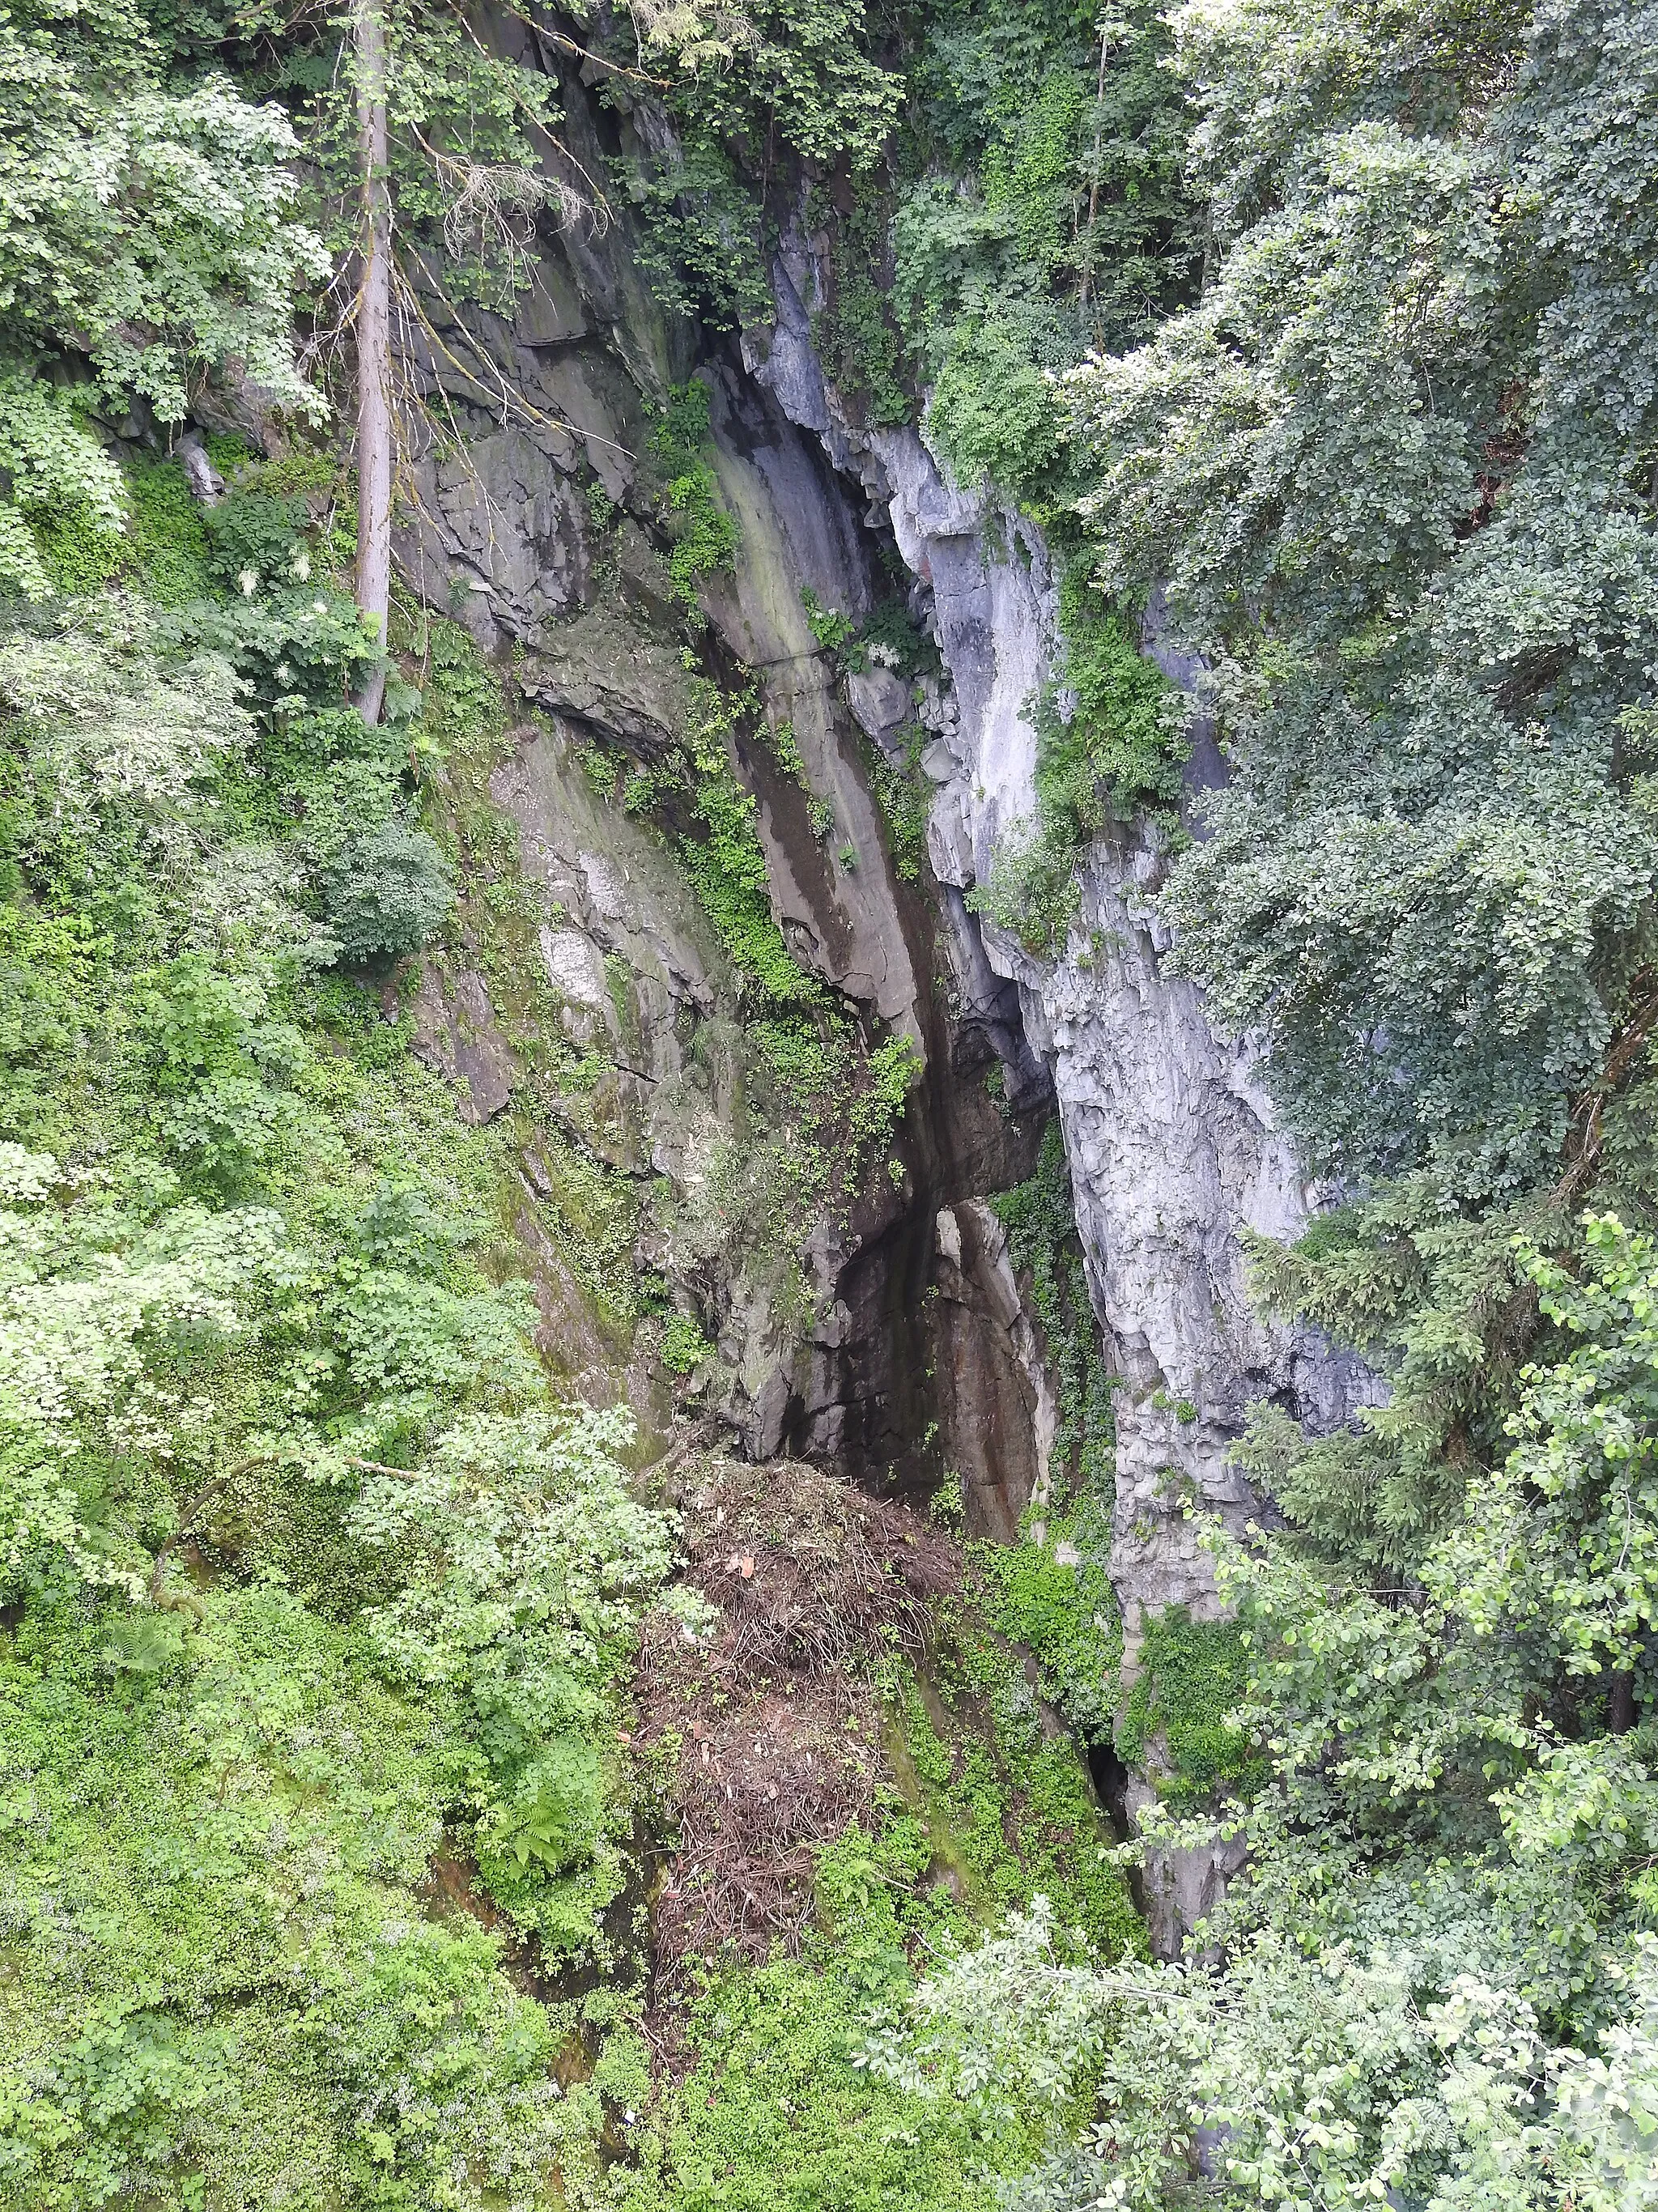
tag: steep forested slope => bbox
[4,0,1658,2206]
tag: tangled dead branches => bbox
[691,1457,956,1684]
[635,1453,959,1995]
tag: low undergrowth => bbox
[593,1453,1138,2212]
[887,1632,1141,1960]
[971,1487,1122,1744]
[0,445,689,2207]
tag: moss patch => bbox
[1115,1606,1265,1808]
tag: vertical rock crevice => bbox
[745,244,1380,1618]
[383,63,1378,1953]
[382,108,1062,1528]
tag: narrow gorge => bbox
[3,0,1657,2205]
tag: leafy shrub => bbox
[203,487,308,593]
[1033,562,1184,832]
[672,674,823,1005]
[660,1312,715,1374]
[160,1069,288,1196]
[891,0,1197,391]
[852,1034,922,1163]
[176,585,379,717]
[628,0,902,173]
[627,136,773,332]
[969,564,1184,949]
[1114,1606,1259,1806]
[967,811,1082,957]
[928,320,1066,500]
[36,500,125,596]
[801,585,858,658]
[125,460,210,606]
[418,614,507,764]
[991,1122,1114,1486]
[869,725,931,883]
[350,1405,674,1946]
[631,1821,1042,2212]
[811,185,912,428]
[974,1498,1120,1740]
[764,717,808,784]
[891,1636,1142,1956]
[0,1997,219,2207]
[648,381,738,614]
[323,821,454,963]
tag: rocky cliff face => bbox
[370,59,1053,1539]
[367,43,1377,1952]
[746,237,1379,1650]
[741,242,1391,1948]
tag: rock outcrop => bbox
[369,36,1379,1955]
[371,75,1052,1514]
[746,233,1384,1945]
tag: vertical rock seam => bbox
[746,237,1382,1641]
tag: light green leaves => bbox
[0,1151,286,1593]
[350,1406,672,1921]
[0,19,327,589]
[1487,1214,1658,1682]
[0,598,249,836]
[65,80,327,426]
[350,1406,674,1691]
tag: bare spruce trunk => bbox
[353,0,392,726]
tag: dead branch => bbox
[147,1453,278,1607]
[1555,965,1658,1205]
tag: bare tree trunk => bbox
[353,0,392,727]
[1078,21,1111,330]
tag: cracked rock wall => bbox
[380,48,1052,1506]
[746,239,1381,1641]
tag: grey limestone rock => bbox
[746,261,1377,1606]
[931,1197,1059,1543]
[410,963,520,1125]
[747,249,1384,1948]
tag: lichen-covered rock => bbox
[410,960,520,1125]
[699,364,925,1037]
[931,1197,1058,1543]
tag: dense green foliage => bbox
[596,1812,1098,2212]
[971,1128,1124,1743]
[873,0,1658,2203]
[648,384,742,617]
[1,1580,581,2209]
[0,0,325,596]
[967,558,1188,949]
[0,462,686,2201]
[895,0,1198,492]
[1070,0,1658,1203]
[865,721,930,882]
[1113,1608,1258,1808]
[972,1502,1120,1741]
[890,1637,1141,1957]
[869,1895,1658,2211]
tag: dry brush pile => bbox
[634,1453,958,1988]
